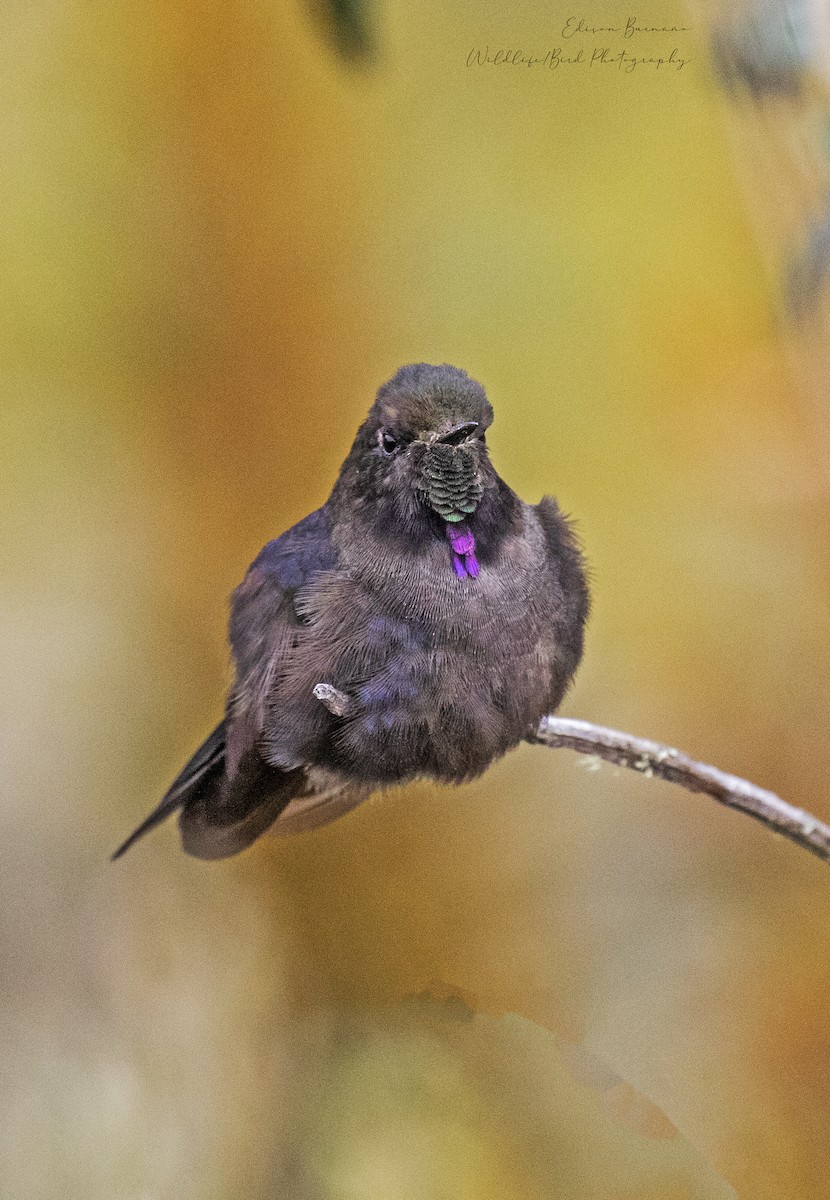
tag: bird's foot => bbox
[313,682,352,717]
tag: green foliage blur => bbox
[3,2,830,1197]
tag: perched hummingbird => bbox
[114,364,589,860]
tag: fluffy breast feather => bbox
[259,502,579,785]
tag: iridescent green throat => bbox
[419,443,484,523]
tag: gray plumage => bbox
[114,364,589,860]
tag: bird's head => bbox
[338,363,495,528]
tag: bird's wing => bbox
[226,506,339,765]
[533,496,590,708]
[112,508,345,861]
[226,507,374,839]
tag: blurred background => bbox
[3,1,830,1196]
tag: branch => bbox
[529,716,830,865]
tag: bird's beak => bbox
[438,421,479,446]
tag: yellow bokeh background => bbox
[3,2,830,1197]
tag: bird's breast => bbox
[280,538,555,785]
[259,506,562,784]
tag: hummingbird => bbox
[114,363,589,860]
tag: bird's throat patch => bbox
[419,443,484,523]
[446,520,479,579]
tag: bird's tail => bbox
[111,721,228,860]
[111,720,309,861]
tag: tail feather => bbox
[179,780,302,858]
[177,748,309,860]
[269,787,370,835]
[111,721,227,860]
[113,721,371,861]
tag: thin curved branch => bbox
[529,716,830,864]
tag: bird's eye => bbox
[380,429,399,455]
